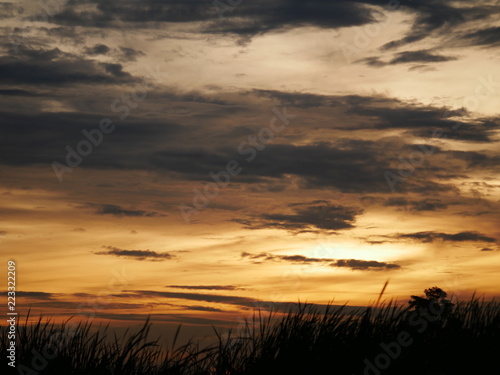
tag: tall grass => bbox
[2,296,500,374]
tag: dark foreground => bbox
[2,294,500,375]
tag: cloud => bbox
[242,251,333,264]
[181,305,226,312]
[119,46,145,61]
[89,203,161,217]
[251,91,498,142]
[13,291,55,300]
[93,312,235,326]
[481,247,494,252]
[232,201,364,233]
[0,89,496,201]
[358,50,457,68]
[241,252,400,270]
[52,0,376,38]
[0,89,41,96]
[85,44,111,55]
[383,197,455,212]
[0,46,137,86]
[46,0,499,52]
[395,231,497,243]
[389,50,457,64]
[379,0,494,50]
[119,290,366,314]
[126,289,259,308]
[331,259,400,270]
[95,246,176,261]
[459,26,500,48]
[357,57,387,68]
[166,285,245,291]
[153,141,420,194]
[0,89,496,188]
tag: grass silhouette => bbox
[2,293,500,374]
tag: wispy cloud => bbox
[88,203,161,217]
[359,50,457,68]
[395,231,497,243]
[232,201,363,234]
[459,26,500,48]
[166,285,245,291]
[95,246,176,261]
[5,291,56,300]
[241,252,400,271]
[331,259,400,271]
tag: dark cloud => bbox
[52,0,376,38]
[395,231,497,243]
[0,110,180,168]
[249,89,334,108]
[383,197,454,211]
[251,90,499,142]
[0,89,496,197]
[241,252,400,271]
[331,259,400,270]
[242,251,333,264]
[182,305,226,313]
[89,203,161,217]
[85,44,111,55]
[153,140,454,195]
[358,50,457,68]
[13,291,55,300]
[447,150,500,169]
[126,289,259,308]
[459,26,500,48]
[357,57,387,68]
[0,89,41,96]
[119,46,145,61]
[95,246,176,261]
[0,3,21,19]
[0,46,136,86]
[6,0,499,53]
[120,290,365,314]
[232,201,363,233]
[166,285,245,291]
[46,0,499,52]
[0,87,496,187]
[94,312,235,326]
[29,300,150,311]
[377,0,494,50]
[390,50,457,64]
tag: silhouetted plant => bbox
[408,286,454,317]
[2,292,499,375]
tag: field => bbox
[2,290,500,375]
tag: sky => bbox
[1,0,499,338]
